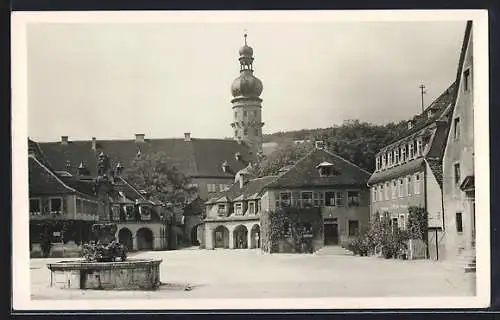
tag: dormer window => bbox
[407,121,414,130]
[316,161,336,177]
[140,205,151,220]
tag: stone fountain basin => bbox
[47,258,162,290]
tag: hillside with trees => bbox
[256,119,407,176]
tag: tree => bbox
[251,141,315,177]
[123,152,198,209]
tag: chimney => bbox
[61,136,69,145]
[221,160,229,173]
[135,133,145,143]
[239,172,247,189]
[91,137,97,151]
[77,161,87,176]
[115,162,124,176]
[315,141,325,150]
[184,132,191,142]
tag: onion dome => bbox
[231,33,263,99]
[231,71,263,98]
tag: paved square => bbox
[30,248,475,300]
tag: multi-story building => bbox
[441,21,475,267]
[367,83,457,259]
[203,143,371,251]
[367,22,476,261]
[28,139,99,257]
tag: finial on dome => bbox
[244,32,247,45]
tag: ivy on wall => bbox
[260,207,323,253]
[407,206,428,240]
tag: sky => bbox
[26,20,467,142]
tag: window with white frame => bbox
[401,145,407,162]
[347,191,360,207]
[29,198,41,215]
[301,191,313,207]
[112,205,120,221]
[376,157,381,171]
[207,184,217,193]
[235,202,243,215]
[372,187,377,202]
[248,201,255,215]
[50,198,62,214]
[385,182,390,200]
[336,192,344,207]
[406,176,412,196]
[398,179,404,197]
[325,191,336,206]
[392,180,397,199]
[217,204,226,214]
[279,192,291,207]
[219,184,228,192]
[313,191,325,207]
[388,152,393,167]
[394,149,400,164]
[416,139,423,157]
[408,142,415,159]
[414,174,421,195]
[379,185,383,201]
[140,205,151,220]
[382,154,386,169]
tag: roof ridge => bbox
[322,149,372,175]
[29,154,77,193]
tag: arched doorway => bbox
[136,228,154,251]
[118,228,133,251]
[250,224,260,249]
[190,225,200,246]
[233,225,248,249]
[213,226,229,248]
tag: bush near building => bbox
[346,208,428,260]
[260,207,323,254]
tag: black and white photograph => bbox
[11,10,490,310]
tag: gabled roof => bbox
[37,137,254,179]
[266,149,371,189]
[29,155,95,197]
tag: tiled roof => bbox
[29,155,78,196]
[426,158,444,187]
[37,138,254,179]
[266,149,371,189]
[384,82,457,148]
[206,176,277,204]
[367,158,425,186]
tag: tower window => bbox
[454,163,461,184]
[454,117,461,140]
[463,69,470,91]
[243,111,247,117]
[456,212,463,232]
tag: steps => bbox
[440,249,476,273]
[314,245,354,256]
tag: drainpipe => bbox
[423,164,429,259]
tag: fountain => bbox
[46,152,162,290]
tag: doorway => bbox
[324,223,339,245]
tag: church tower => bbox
[230,33,264,155]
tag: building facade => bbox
[441,21,475,263]
[262,146,371,250]
[202,145,371,252]
[367,84,456,259]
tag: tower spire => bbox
[244,31,248,45]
